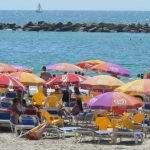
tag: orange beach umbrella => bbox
[81,75,124,90]
[10,72,45,86]
[115,79,150,94]
[77,60,106,69]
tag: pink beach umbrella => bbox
[90,62,131,78]
[12,65,33,73]
[47,63,83,71]
[86,92,144,110]
[0,63,17,73]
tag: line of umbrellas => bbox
[0,61,149,95]
[0,61,148,112]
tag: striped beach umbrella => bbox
[0,74,25,89]
[45,73,86,88]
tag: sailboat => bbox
[36,3,43,13]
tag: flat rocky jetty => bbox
[1,21,150,32]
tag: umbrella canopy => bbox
[0,63,17,73]
[81,75,124,90]
[47,63,83,71]
[45,73,86,88]
[90,62,131,77]
[86,92,144,110]
[77,60,105,69]
[115,79,150,94]
[12,65,33,73]
[0,73,26,89]
[10,72,45,86]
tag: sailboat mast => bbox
[36,3,43,13]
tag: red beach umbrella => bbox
[45,73,86,88]
[0,73,26,89]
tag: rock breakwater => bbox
[1,21,150,33]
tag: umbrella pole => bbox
[68,86,71,108]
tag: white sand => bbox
[0,133,150,150]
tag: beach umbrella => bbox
[86,92,144,110]
[10,72,45,86]
[115,79,150,94]
[90,62,131,77]
[47,63,83,71]
[45,73,86,88]
[0,63,17,73]
[12,65,33,73]
[81,75,124,90]
[0,73,26,89]
[77,60,106,69]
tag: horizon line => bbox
[0,9,150,12]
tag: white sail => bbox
[36,3,43,13]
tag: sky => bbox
[0,0,150,11]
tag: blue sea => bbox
[0,11,150,80]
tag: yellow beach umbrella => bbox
[81,75,124,90]
[115,79,150,94]
[10,72,45,86]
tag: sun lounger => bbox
[0,109,14,132]
[44,126,81,139]
[15,115,39,136]
[73,128,113,143]
[112,129,144,144]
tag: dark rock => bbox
[23,21,35,29]
[55,22,64,29]
[23,26,43,31]
[66,22,73,26]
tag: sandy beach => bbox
[0,131,150,150]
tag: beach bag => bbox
[25,122,47,140]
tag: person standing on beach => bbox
[40,66,52,81]
[40,66,52,96]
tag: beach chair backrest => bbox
[38,86,43,93]
[32,93,46,106]
[90,91,101,97]
[40,109,54,124]
[51,93,63,101]
[122,113,132,120]
[44,96,59,108]
[122,118,137,130]
[82,95,93,103]
[40,109,63,125]
[95,116,112,130]
[0,111,11,120]
[0,101,12,109]
[19,115,38,126]
[132,114,145,124]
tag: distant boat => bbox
[36,3,43,13]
